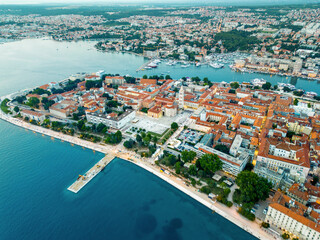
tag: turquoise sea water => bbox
[0,38,320,96]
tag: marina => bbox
[67,154,116,193]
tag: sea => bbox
[0,38,316,240]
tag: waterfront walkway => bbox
[68,154,115,193]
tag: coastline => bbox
[0,111,276,240]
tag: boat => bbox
[278,82,296,91]
[181,64,190,68]
[209,62,224,69]
[153,59,161,64]
[251,78,266,87]
[147,62,158,68]
[196,62,201,67]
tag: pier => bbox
[136,59,153,72]
[67,154,115,193]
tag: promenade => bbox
[0,110,277,240]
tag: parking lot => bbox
[178,129,203,144]
[253,198,271,221]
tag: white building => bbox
[86,110,135,129]
[255,138,310,187]
[266,193,320,240]
[21,109,46,123]
[197,143,249,176]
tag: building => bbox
[105,76,125,85]
[49,100,78,119]
[140,78,157,85]
[197,143,250,176]
[86,109,135,129]
[178,86,184,109]
[265,191,320,240]
[21,109,46,123]
[287,183,310,205]
[255,138,310,188]
[148,105,163,118]
[164,104,177,117]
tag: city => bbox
[0,2,320,240]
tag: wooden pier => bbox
[67,154,115,193]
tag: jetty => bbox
[67,154,115,193]
[136,59,153,72]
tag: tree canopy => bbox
[214,144,229,154]
[235,171,272,204]
[26,97,40,108]
[196,153,223,176]
[230,82,239,89]
[171,122,178,130]
[181,150,196,162]
[262,82,272,90]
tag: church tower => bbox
[178,86,184,109]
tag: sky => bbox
[0,0,319,5]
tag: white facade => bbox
[266,204,320,240]
[86,110,136,129]
[256,155,309,184]
[21,110,46,123]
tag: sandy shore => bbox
[0,111,277,240]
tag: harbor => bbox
[67,154,116,193]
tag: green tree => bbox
[188,165,197,176]
[262,82,272,90]
[26,97,40,108]
[152,136,158,144]
[77,120,86,131]
[283,86,291,92]
[311,175,319,186]
[171,122,178,130]
[167,154,178,166]
[124,139,135,149]
[181,150,196,162]
[175,162,181,174]
[196,154,223,176]
[15,96,26,104]
[97,123,107,133]
[136,134,142,143]
[72,113,79,120]
[293,98,299,105]
[235,171,272,204]
[106,100,119,108]
[293,90,304,97]
[214,144,229,154]
[142,75,148,79]
[41,97,55,110]
[13,106,19,113]
[230,82,239,89]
